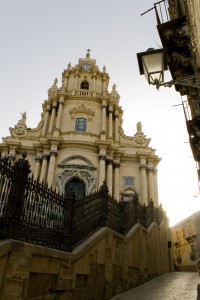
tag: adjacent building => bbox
[171,211,200,271]
[155,0,200,169]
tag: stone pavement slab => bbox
[111,272,200,300]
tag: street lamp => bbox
[137,48,168,88]
[137,48,200,90]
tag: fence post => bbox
[63,188,76,252]
[99,181,109,227]
[146,199,155,228]
[119,200,125,234]
[133,193,139,224]
[3,152,31,238]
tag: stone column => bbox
[153,168,159,207]
[48,102,57,133]
[47,151,57,188]
[99,155,106,188]
[39,154,49,184]
[148,166,155,203]
[101,101,107,132]
[140,165,148,205]
[41,105,50,136]
[74,71,79,89]
[113,162,120,201]
[33,156,42,180]
[92,74,96,91]
[56,97,64,130]
[114,112,119,142]
[63,73,69,90]
[106,159,113,196]
[108,106,113,138]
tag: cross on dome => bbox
[86,49,91,58]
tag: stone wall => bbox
[0,223,172,300]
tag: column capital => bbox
[107,159,113,165]
[114,162,120,168]
[35,156,42,162]
[139,165,147,170]
[50,150,57,157]
[42,154,50,160]
[102,102,107,108]
[108,107,113,113]
[99,154,107,161]
[52,102,57,109]
[58,99,64,105]
[45,105,51,112]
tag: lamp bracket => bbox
[156,73,200,90]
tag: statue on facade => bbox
[48,78,58,100]
[136,121,142,133]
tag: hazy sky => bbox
[0,0,199,226]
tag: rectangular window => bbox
[75,118,87,132]
[124,176,134,186]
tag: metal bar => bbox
[156,74,200,89]
[141,7,155,16]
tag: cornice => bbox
[60,140,97,150]
[95,140,111,149]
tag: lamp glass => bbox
[141,52,164,84]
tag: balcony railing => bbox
[67,89,102,98]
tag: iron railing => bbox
[0,154,167,251]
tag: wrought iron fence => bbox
[0,154,167,252]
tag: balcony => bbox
[174,241,181,247]
[187,116,200,161]
[183,233,196,243]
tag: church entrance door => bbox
[65,178,86,199]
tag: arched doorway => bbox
[65,178,86,198]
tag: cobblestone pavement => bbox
[111,272,200,300]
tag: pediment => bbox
[58,155,96,170]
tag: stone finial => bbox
[48,77,58,99]
[112,83,116,91]
[103,65,106,73]
[67,62,71,70]
[10,112,28,137]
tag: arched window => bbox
[65,178,86,199]
[75,118,87,132]
[80,80,89,90]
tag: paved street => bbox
[111,272,200,300]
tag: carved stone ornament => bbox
[69,104,95,116]
[56,155,96,195]
[56,169,96,195]
[48,78,59,100]
[132,122,151,147]
[9,112,28,137]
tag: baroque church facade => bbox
[0,51,160,205]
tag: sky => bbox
[0,0,199,226]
